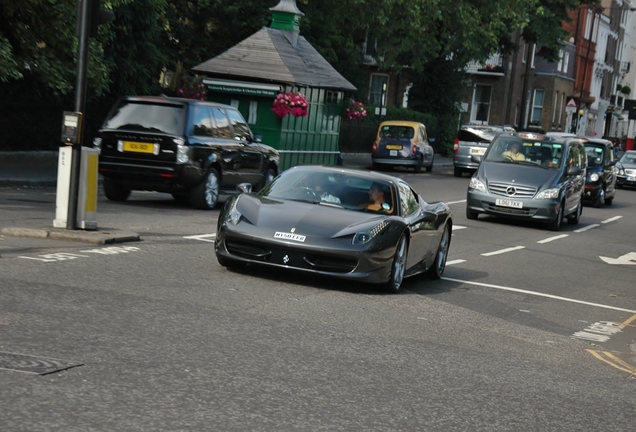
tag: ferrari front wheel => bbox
[385,234,408,293]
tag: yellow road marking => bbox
[619,314,636,328]
[586,350,636,376]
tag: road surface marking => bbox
[184,234,216,242]
[446,199,467,205]
[537,234,569,244]
[481,246,525,256]
[441,277,636,313]
[586,350,636,376]
[574,224,599,232]
[599,252,636,265]
[601,215,622,224]
[446,259,466,265]
[453,225,467,230]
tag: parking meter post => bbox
[67,0,91,230]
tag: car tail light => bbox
[412,145,417,155]
[372,142,378,153]
[453,138,459,153]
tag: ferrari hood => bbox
[235,194,386,237]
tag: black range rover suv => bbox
[94,96,279,209]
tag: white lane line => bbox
[481,246,525,256]
[574,224,600,233]
[446,199,467,205]
[537,234,569,244]
[184,234,216,243]
[442,277,636,313]
[446,259,466,265]
[453,225,467,230]
[601,215,622,224]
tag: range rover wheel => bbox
[258,167,277,191]
[190,168,220,210]
[426,158,433,173]
[103,178,131,202]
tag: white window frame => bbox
[530,89,545,125]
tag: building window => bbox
[530,44,537,68]
[248,100,257,124]
[471,84,491,123]
[563,52,569,73]
[369,74,388,106]
[530,89,545,125]
[557,50,564,72]
[552,91,558,124]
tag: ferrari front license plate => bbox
[274,232,306,242]
[121,141,158,154]
[495,198,523,208]
[385,144,402,150]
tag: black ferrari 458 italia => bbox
[215,166,452,292]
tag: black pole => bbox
[67,0,90,230]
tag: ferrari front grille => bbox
[304,255,357,273]
[226,241,271,261]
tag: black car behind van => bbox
[94,96,279,209]
[466,132,587,231]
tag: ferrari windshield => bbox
[485,136,564,169]
[260,169,396,213]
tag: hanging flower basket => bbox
[344,100,367,121]
[272,91,309,118]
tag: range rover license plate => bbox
[495,198,523,208]
[122,141,158,154]
[470,147,486,155]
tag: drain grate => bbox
[0,351,83,375]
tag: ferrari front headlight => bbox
[353,220,388,245]
[225,198,242,225]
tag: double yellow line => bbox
[586,314,636,376]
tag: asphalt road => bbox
[1,166,635,431]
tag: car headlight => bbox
[589,173,600,182]
[225,198,242,225]
[175,139,189,164]
[468,177,486,192]
[353,220,388,245]
[92,137,102,152]
[618,168,625,175]
[536,188,559,199]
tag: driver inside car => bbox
[309,175,341,204]
[502,141,526,161]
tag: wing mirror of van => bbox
[470,155,483,163]
[567,166,583,176]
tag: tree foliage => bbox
[0,0,597,151]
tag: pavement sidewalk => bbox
[0,150,454,247]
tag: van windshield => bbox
[485,137,563,169]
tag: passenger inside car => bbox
[541,147,555,168]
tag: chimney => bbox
[270,0,305,47]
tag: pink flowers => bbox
[345,100,367,121]
[177,83,207,100]
[272,91,309,118]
